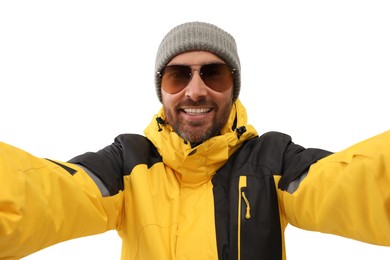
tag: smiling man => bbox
[1,21,390,260]
[160,51,234,145]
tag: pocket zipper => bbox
[238,176,252,260]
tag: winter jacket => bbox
[1,99,390,259]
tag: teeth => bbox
[183,108,211,114]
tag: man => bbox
[0,21,389,259]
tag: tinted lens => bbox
[200,64,234,92]
[160,63,234,94]
[161,65,192,94]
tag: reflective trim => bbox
[78,164,110,197]
[286,171,308,194]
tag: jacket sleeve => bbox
[280,130,390,246]
[0,142,124,259]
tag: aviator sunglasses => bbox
[158,63,235,94]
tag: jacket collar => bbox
[144,99,258,184]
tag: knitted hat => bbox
[154,21,241,103]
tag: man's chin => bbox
[179,127,216,144]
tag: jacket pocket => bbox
[237,176,252,260]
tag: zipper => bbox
[241,191,251,219]
[238,176,251,260]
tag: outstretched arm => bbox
[281,130,390,246]
[0,142,123,259]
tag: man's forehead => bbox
[167,51,225,65]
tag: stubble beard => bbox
[164,101,232,145]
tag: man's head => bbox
[155,21,241,103]
[155,22,241,144]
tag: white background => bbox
[0,0,389,259]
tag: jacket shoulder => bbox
[69,134,161,195]
[226,131,332,189]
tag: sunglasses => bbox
[158,63,235,94]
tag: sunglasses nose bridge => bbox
[189,67,200,77]
[188,68,207,86]
[184,68,209,97]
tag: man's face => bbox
[161,51,234,144]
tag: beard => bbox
[174,117,221,145]
[164,98,232,145]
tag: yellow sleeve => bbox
[0,142,124,259]
[282,130,390,246]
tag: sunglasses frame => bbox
[157,63,235,94]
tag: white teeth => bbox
[183,108,211,114]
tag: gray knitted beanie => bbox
[154,21,241,103]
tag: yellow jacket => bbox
[1,100,390,259]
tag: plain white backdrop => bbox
[0,0,389,259]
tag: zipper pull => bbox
[241,191,251,219]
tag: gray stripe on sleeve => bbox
[78,164,110,197]
[286,171,308,194]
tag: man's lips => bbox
[182,107,212,115]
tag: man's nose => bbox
[184,71,208,100]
